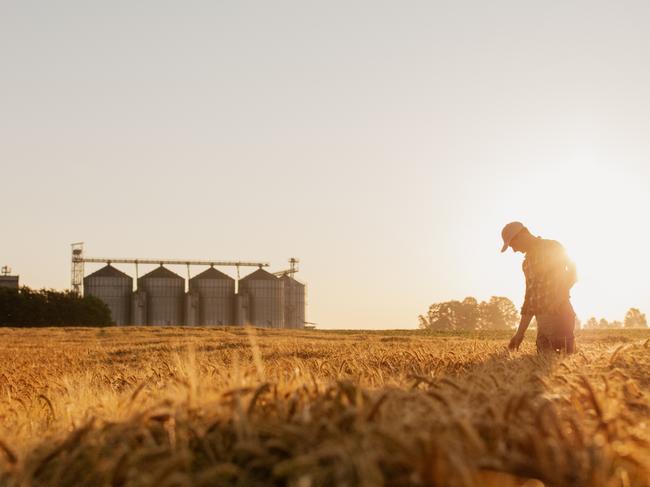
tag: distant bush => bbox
[0,287,112,327]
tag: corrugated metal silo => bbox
[238,268,284,328]
[83,265,132,325]
[280,275,306,329]
[185,292,199,326]
[235,293,249,326]
[189,267,235,326]
[138,266,185,325]
[131,290,147,325]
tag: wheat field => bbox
[0,327,648,487]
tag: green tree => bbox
[0,287,111,327]
[423,301,458,330]
[456,297,480,331]
[624,308,647,328]
[419,298,477,331]
[479,296,519,330]
[420,296,518,331]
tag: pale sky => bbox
[2,1,649,328]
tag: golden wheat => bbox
[0,327,647,486]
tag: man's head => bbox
[501,222,533,253]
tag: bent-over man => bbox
[501,222,577,353]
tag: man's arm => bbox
[509,313,533,350]
[510,275,533,350]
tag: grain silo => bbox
[238,268,284,328]
[234,293,249,326]
[83,265,132,325]
[189,266,235,326]
[280,274,305,329]
[185,292,199,326]
[131,290,147,325]
[138,266,184,325]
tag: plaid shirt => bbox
[521,238,576,317]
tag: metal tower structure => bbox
[71,242,85,295]
[272,257,300,277]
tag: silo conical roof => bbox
[140,266,184,280]
[190,267,234,281]
[85,264,132,279]
[280,274,305,287]
[240,268,277,281]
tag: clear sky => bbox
[2,1,649,328]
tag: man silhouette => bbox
[501,222,577,353]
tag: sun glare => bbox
[518,160,647,322]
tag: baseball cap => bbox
[501,222,525,252]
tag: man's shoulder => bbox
[535,239,569,264]
[525,238,564,261]
[539,238,564,251]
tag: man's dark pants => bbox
[535,301,576,354]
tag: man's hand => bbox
[509,314,533,351]
[508,331,525,351]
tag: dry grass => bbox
[0,327,648,486]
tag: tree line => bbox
[583,308,647,329]
[419,297,648,331]
[418,296,519,331]
[0,287,112,326]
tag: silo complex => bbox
[281,275,305,328]
[83,265,132,325]
[80,257,306,328]
[239,268,284,328]
[189,267,235,325]
[138,266,185,325]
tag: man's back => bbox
[522,237,576,318]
